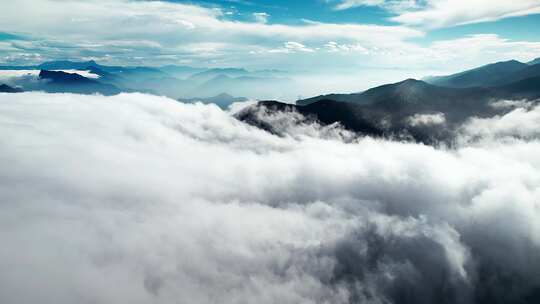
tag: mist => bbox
[1,92,540,304]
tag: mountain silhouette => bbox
[242,76,540,144]
[38,70,121,95]
[298,78,492,106]
[0,84,23,93]
[423,60,528,88]
[422,59,540,89]
[528,57,540,65]
[37,60,100,70]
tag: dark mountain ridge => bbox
[424,60,528,88]
[528,57,540,65]
[298,78,492,106]
[241,76,540,144]
[37,70,121,95]
[0,84,23,93]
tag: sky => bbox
[0,0,540,76]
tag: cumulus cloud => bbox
[324,41,370,54]
[408,112,446,126]
[459,100,540,143]
[282,42,315,53]
[0,0,420,67]
[1,0,538,72]
[1,92,540,303]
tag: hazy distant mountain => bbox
[0,84,22,93]
[38,70,121,95]
[193,74,293,99]
[0,65,38,70]
[178,93,248,109]
[0,60,100,71]
[187,68,286,83]
[36,60,166,77]
[423,60,529,88]
[189,68,250,83]
[158,65,207,78]
[243,76,540,144]
[0,60,292,99]
[38,60,100,70]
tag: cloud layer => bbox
[1,92,540,303]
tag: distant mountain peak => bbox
[36,69,121,95]
[39,69,90,83]
[483,59,524,68]
[0,83,23,93]
[37,60,101,70]
[397,78,426,86]
[215,92,234,98]
[394,79,431,97]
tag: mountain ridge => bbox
[243,75,540,144]
[422,59,540,89]
[37,70,121,95]
[0,83,23,93]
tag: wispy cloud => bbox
[335,0,540,29]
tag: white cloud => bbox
[490,99,533,109]
[407,112,446,126]
[1,92,540,303]
[253,12,270,24]
[392,0,540,29]
[324,41,369,53]
[334,0,417,11]
[459,100,540,143]
[284,41,315,53]
[0,0,421,67]
[335,0,540,29]
[335,0,385,10]
[263,42,316,54]
[366,34,540,74]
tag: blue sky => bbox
[0,0,539,76]
[182,0,397,25]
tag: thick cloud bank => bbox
[1,92,540,304]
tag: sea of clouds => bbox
[1,92,540,304]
